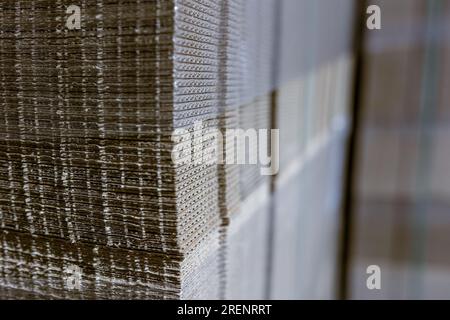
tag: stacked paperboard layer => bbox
[0,0,244,299]
[0,0,186,299]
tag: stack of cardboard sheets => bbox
[0,0,356,299]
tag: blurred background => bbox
[347,0,450,299]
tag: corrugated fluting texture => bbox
[350,0,450,299]
[173,0,224,299]
[0,0,356,299]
